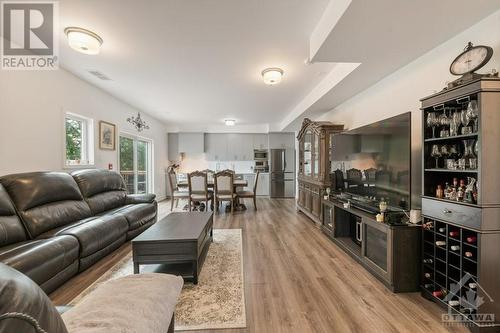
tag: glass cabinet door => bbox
[313,133,319,178]
[304,130,312,177]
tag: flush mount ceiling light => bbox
[64,27,103,55]
[261,67,284,85]
[224,119,236,126]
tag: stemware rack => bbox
[420,78,500,332]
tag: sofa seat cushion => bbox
[57,215,128,257]
[62,273,183,333]
[0,236,79,288]
[101,202,157,231]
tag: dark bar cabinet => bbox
[420,78,500,332]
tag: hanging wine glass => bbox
[461,104,471,134]
[451,109,461,137]
[427,112,438,138]
[467,100,479,133]
[431,144,442,169]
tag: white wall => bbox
[0,68,169,200]
[317,10,500,209]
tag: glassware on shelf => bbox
[427,112,438,138]
[465,177,477,204]
[467,100,479,133]
[463,139,477,170]
[431,144,441,169]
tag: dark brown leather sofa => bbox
[0,169,157,294]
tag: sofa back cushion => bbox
[71,169,127,214]
[0,172,92,238]
[0,184,27,247]
[0,263,68,333]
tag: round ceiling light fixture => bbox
[224,119,236,126]
[261,67,284,85]
[64,27,103,55]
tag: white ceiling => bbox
[58,0,333,131]
[58,0,500,133]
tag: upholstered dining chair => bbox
[168,169,189,211]
[236,171,259,210]
[188,171,213,212]
[214,170,236,214]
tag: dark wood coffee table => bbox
[132,212,213,284]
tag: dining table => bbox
[177,179,249,211]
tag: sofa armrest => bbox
[125,193,156,204]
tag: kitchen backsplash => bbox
[177,154,255,174]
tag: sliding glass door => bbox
[119,134,153,194]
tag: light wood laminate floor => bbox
[50,198,467,333]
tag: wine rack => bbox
[420,78,500,332]
[421,218,479,314]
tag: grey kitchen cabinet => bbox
[178,133,205,154]
[252,134,268,150]
[256,173,269,196]
[269,132,295,149]
[205,134,228,161]
[242,173,256,192]
[168,133,179,161]
[206,133,255,161]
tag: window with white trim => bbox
[64,113,94,168]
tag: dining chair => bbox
[236,171,259,210]
[188,171,213,212]
[167,169,189,211]
[214,170,236,214]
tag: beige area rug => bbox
[69,229,246,331]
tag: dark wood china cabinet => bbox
[297,118,343,224]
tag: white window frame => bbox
[118,132,154,194]
[63,112,95,169]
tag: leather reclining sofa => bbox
[0,169,157,294]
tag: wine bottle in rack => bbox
[469,283,477,289]
[449,230,459,237]
[450,245,460,251]
[423,258,433,264]
[466,236,477,244]
[432,289,448,299]
[436,240,446,246]
[424,283,433,289]
[465,251,474,258]
[449,300,460,307]
[424,272,432,279]
[438,227,446,233]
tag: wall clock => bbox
[447,42,496,89]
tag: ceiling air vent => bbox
[88,70,112,81]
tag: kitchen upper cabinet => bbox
[178,133,205,154]
[269,133,295,149]
[206,134,228,161]
[206,133,255,161]
[252,134,268,150]
[168,133,179,161]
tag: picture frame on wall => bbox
[99,121,116,150]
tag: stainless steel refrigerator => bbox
[270,149,295,198]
